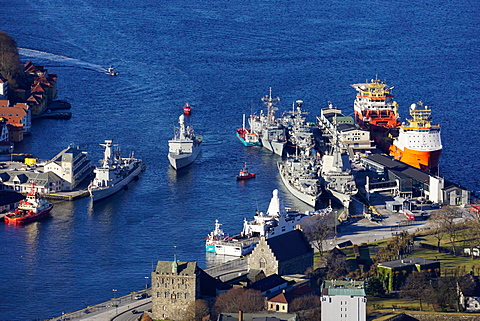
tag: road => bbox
[51,290,152,321]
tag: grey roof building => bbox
[249,274,288,297]
[248,229,313,277]
[0,191,24,213]
[377,257,440,291]
[0,170,64,194]
[362,153,470,205]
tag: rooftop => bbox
[377,257,439,269]
[321,280,366,297]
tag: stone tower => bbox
[151,256,200,320]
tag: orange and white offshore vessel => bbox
[351,77,400,132]
[389,101,442,173]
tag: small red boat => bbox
[4,182,53,225]
[236,162,256,180]
[183,102,192,115]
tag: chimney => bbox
[238,310,243,321]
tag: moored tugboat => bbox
[4,182,53,225]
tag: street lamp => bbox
[112,289,118,316]
[145,276,149,291]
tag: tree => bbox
[465,205,480,250]
[301,214,333,257]
[184,299,210,321]
[399,271,433,311]
[324,251,348,280]
[214,288,265,314]
[0,31,22,89]
[429,211,447,251]
[289,295,321,321]
[366,276,385,297]
[430,206,464,255]
[430,276,458,312]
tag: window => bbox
[259,258,266,269]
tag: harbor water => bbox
[1,0,480,319]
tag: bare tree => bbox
[429,211,447,251]
[465,205,480,247]
[289,295,321,321]
[214,288,265,314]
[184,299,210,321]
[301,214,333,257]
[431,206,464,255]
[324,251,348,279]
[400,271,433,311]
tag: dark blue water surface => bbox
[1,0,480,319]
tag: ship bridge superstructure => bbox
[351,77,400,130]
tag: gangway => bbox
[365,177,399,200]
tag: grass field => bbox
[315,222,480,319]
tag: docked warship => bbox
[321,131,358,213]
[277,147,322,208]
[249,88,287,156]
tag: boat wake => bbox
[19,48,106,73]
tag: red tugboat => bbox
[183,102,192,115]
[236,162,256,180]
[4,182,53,225]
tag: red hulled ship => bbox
[351,77,442,173]
[4,182,53,225]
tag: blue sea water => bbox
[1,0,480,319]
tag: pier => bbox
[45,189,90,201]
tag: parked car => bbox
[134,293,148,300]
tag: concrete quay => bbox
[45,189,90,201]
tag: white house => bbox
[44,144,92,190]
[0,77,7,99]
[458,274,480,312]
[321,280,366,321]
